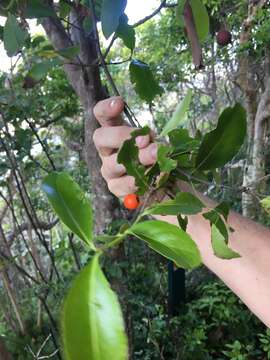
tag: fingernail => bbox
[136,136,144,147]
[150,144,158,159]
[110,99,117,108]
[136,136,149,148]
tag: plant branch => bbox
[133,0,168,28]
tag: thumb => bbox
[93,96,125,127]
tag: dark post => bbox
[168,261,186,316]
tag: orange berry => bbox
[123,194,140,210]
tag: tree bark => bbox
[237,0,269,217]
[42,9,118,234]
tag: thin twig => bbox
[24,118,57,171]
[133,0,168,28]
[88,0,140,128]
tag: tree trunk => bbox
[42,11,118,234]
[243,77,270,217]
[237,0,268,217]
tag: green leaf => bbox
[4,14,28,57]
[117,127,151,195]
[189,0,209,43]
[177,214,188,231]
[196,104,247,170]
[215,201,230,221]
[25,0,55,18]
[42,172,93,248]
[211,224,240,259]
[157,145,177,173]
[57,46,80,60]
[28,59,60,81]
[160,89,192,136]
[129,220,201,269]
[169,128,199,153]
[261,196,270,215]
[176,0,185,27]
[61,255,128,360]
[15,128,32,154]
[59,0,72,18]
[146,192,204,216]
[203,209,228,242]
[101,0,127,39]
[129,59,163,103]
[95,235,118,244]
[116,14,136,51]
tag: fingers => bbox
[138,143,157,167]
[93,126,151,156]
[101,143,158,180]
[101,153,126,179]
[93,96,124,127]
[107,176,137,198]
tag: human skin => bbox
[93,96,270,328]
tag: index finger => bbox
[94,96,125,127]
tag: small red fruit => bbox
[124,194,140,210]
[216,29,232,47]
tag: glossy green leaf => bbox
[169,128,199,153]
[146,192,204,216]
[61,255,128,360]
[129,220,201,269]
[129,59,163,103]
[211,224,240,259]
[215,202,230,221]
[101,0,127,39]
[42,172,93,248]
[177,214,188,231]
[157,145,177,173]
[189,0,209,43]
[203,209,228,242]
[4,14,28,57]
[160,89,192,136]
[116,14,136,51]
[25,0,55,18]
[117,127,151,195]
[196,104,247,170]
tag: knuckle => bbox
[93,101,103,119]
[107,180,117,196]
[100,165,108,180]
[102,157,115,177]
[92,128,101,148]
[115,126,132,141]
[126,176,136,193]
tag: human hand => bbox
[93,96,158,198]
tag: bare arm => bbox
[155,190,270,327]
[93,97,270,327]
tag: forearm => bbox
[154,191,270,327]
